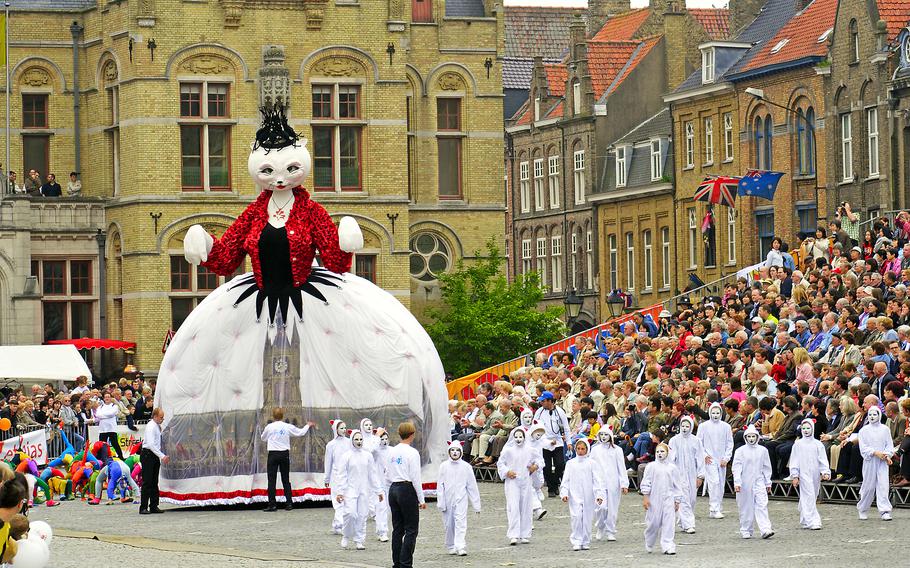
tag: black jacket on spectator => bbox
[40,182,61,197]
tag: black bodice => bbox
[258,224,294,295]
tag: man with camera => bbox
[836,201,860,247]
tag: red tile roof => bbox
[878,1,910,42]
[740,0,837,72]
[544,64,568,97]
[514,102,532,125]
[592,8,650,41]
[587,40,641,98]
[605,36,662,96]
[689,8,731,40]
[547,101,565,119]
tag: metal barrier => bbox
[0,419,147,462]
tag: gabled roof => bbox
[587,40,642,98]
[592,9,651,41]
[446,0,486,18]
[505,6,587,59]
[690,8,731,40]
[878,1,910,42]
[601,36,662,99]
[738,0,837,73]
[544,64,568,97]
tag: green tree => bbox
[426,240,565,377]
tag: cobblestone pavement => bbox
[34,483,904,568]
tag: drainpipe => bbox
[70,21,83,177]
[95,229,107,379]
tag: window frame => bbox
[178,81,233,192]
[703,117,714,165]
[841,112,853,182]
[312,83,365,193]
[521,238,532,274]
[573,149,586,204]
[535,237,548,288]
[585,230,593,289]
[867,106,879,178]
[687,207,697,269]
[169,253,240,329]
[727,209,736,264]
[684,121,694,168]
[723,112,734,162]
[547,155,560,209]
[643,229,653,292]
[649,139,662,181]
[625,232,635,291]
[615,146,627,188]
[660,227,671,289]
[608,233,618,291]
[32,258,98,342]
[436,97,463,199]
[519,161,530,213]
[755,209,775,260]
[850,19,859,63]
[702,48,715,84]
[22,93,49,129]
[533,157,545,211]
[354,253,378,283]
[550,235,563,292]
[572,81,581,116]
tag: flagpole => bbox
[4,1,10,198]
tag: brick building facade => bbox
[0,0,505,377]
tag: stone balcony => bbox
[0,195,106,233]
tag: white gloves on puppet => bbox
[184,224,214,265]
[12,520,52,568]
[337,216,363,253]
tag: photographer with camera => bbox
[836,201,860,246]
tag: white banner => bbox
[0,429,49,466]
[88,424,144,456]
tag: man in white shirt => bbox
[261,407,315,512]
[386,422,425,568]
[532,391,570,497]
[96,392,124,460]
[140,407,168,515]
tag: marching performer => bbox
[437,441,481,556]
[669,415,704,534]
[497,427,543,545]
[335,430,383,550]
[640,443,683,555]
[372,428,391,542]
[528,422,548,521]
[732,425,774,539]
[560,438,604,551]
[697,402,733,519]
[324,420,351,535]
[857,406,894,521]
[590,426,628,541]
[788,418,830,530]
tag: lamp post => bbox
[745,87,821,222]
[564,289,583,330]
[605,289,625,319]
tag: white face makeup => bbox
[597,430,612,445]
[709,406,723,421]
[448,445,462,461]
[362,419,373,433]
[530,428,544,442]
[745,433,759,446]
[379,433,389,448]
[248,142,311,192]
[513,430,525,446]
[521,411,533,427]
[655,446,668,461]
[352,433,364,448]
[868,407,881,424]
[680,420,693,435]
[800,423,813,438]
[335,421,347,437]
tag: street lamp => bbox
[605,290,625,319]
[745,86,821,222]
[564,289,583,324]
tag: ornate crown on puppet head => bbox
[253,105,300,152]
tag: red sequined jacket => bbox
[201,187,352,288]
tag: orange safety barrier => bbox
[446,303,664,400]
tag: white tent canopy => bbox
[0,345,91,384]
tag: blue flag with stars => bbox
[737,170,784,200]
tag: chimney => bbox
[570,15,588,62]
[662,1,688,89]
[587,0,632,37]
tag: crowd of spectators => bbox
[4,168,80,196]
[449,202,910,493]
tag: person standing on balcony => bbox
[23,169,41,196]
[66,172,82,196]
[40,173,62,197]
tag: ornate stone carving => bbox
[312,57,361,77]
[137,0,156,27]
[21,68,50,88]
[103,60,119,83]
[180,55,232,75]
[437,72,465,91]
[305,2,326,30]
[221,0,244,28]
[259,45,291,109]
[388,0,404,22]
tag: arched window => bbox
[409,233,451,281]
[763,115,773,170]
[850,19,859,63]
[753,116,764,169]
[795,105,815,175]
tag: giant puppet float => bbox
[155,107,448,505]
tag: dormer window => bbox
[702,48,715,84]
[572,81,581,116]
[650,139,663,181]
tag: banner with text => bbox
[0,429,49,466]
[88,425,144,456]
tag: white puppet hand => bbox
[184,224,214,265]
[338,216,364,253]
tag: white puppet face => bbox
[655,445,668,461]
[709,406,723,422]
[448,445,463,461]
[352,432,364,448]
[868,407,882,424]
[530,428,544,442]
[513,429,526,446]
[597,430,612,445]
[745,432,759,446]
[379,433,390,448]
[247,142,311,192]
[362,419,373,433]
[800,422,814,438]
[680,420,693,435]
[335,421,347,437]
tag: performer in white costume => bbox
[519,408,534,429]
[560,438,604,551]
[497,427,543,545]
[157,106,448,505]
[697,402,733,519]
[528,422,548,522]
[640,443,683,555]
[371,428,391,542]
[324,420,351,534]
[669,415,704,534]
[437,441,481,556]
[335,430,383,550]
[590,426,628,541]
[732,425,774,539]
[788,418,830,529]
[856,406,894,521]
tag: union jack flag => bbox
[694,175,740,207]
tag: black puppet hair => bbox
[253,106,300,152]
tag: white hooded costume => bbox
[697,402,733,518]
[640,443,683,555]
[336,430,383,548]
[732,425,774,539]
[788,418,830,529]
[324,420,352,533]
[590,426,628,540]
[857,406,894,519]
[527,422,548,518]
[669,415,705,532]
[497,427,544,543]
[371,428,391,540]
[437,441,481,555]
[560,439,605,550]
